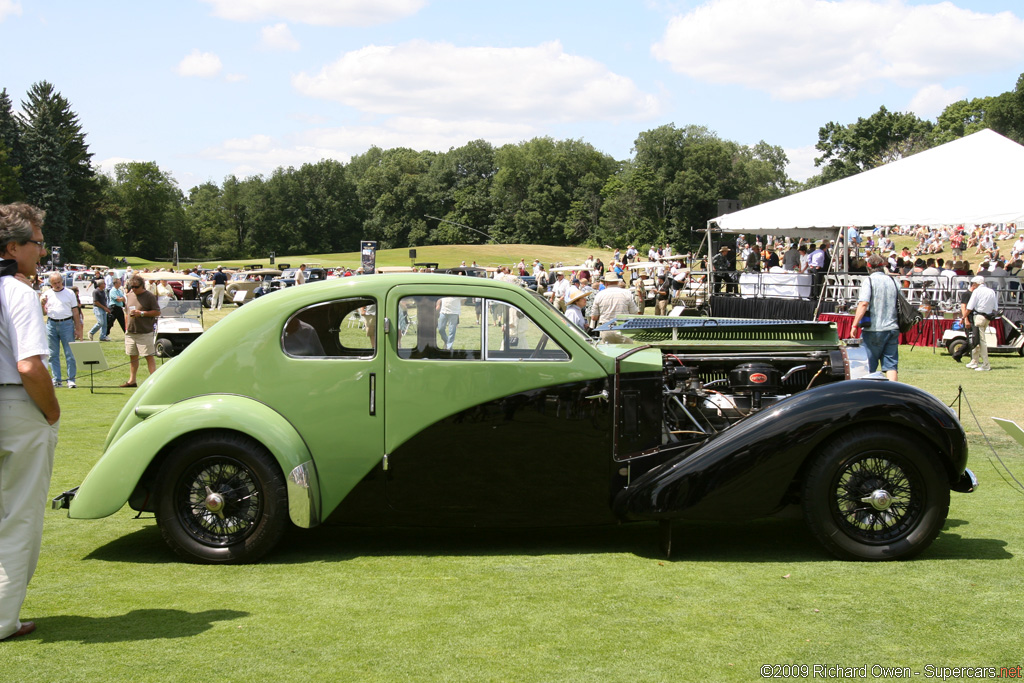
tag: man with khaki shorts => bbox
[121,275,160,388]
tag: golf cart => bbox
[943,313,1024,360]
[154,299,205,358]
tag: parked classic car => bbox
[55,274,975,564]
[200,269,282,308]
[269,265,328,291]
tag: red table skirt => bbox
[818,313,969,347]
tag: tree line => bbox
[1,74,1022,263]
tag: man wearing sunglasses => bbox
[121,276,160,388]
[0,202,61,642]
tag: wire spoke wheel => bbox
[803,427,949,561]
[831,454,923,544]
[176,456,262,546]
[156,432,287,563]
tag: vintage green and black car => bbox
[55,274,975,563]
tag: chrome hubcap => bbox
[860,488,893,511]
[204,486,226,519]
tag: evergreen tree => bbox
[0,89,24,201]
[18,81,101,259]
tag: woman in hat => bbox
[563,286,589,330]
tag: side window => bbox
[485,300,569,361]
[283,297,376,358]
[397,295,482,359]
[395,295,569,362]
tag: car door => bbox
[382,283,616,524]
[274,295,385,516]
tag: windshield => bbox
[160,300,203,318]
[525,289,594,344]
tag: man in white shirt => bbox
[0,203,60,642]
[920,259,940,277]
[436,296,462,350]
[551,271,569,312]
[965,275,999,371]
[39,272,81,388]
[1011,236,1024,260]
[590,273,638,342]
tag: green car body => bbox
[65,275,661,559]
[58,273,973,563]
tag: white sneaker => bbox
[89,330,96,340]
[965,361,978,369]
[67,379,77,388]
[975,365,991,372]
[52,379,62,388]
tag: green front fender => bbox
[69,395,320,527]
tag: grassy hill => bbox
[125,244,607,272]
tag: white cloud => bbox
[293,40,661,123]
[176,49,223,78]
[261,23,299,51]
[96,157,142,178]
[783,144,819,183]
[906,84,967,120]
[300,118,535,155]
[652,0,1024,101]
[200,0,425,27]
[0,0,22,22]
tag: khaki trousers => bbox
[0,386,58,639]
[970,314,990,367]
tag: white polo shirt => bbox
[0,276,50,384]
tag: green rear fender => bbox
[69,395,319,527]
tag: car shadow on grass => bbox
[85,517,1010,565]
[272,516,1010,564]
[31,609,248,643]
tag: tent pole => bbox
[812,226,845,320]
[703,222,714,316]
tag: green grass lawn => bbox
[7,306,1024,681]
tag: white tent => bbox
[709,129,1024,235]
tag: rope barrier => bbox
[950,385,1024,496]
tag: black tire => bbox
[201,292,212,309]
[802,427,949,561]
[155,338,174,358]
[155,432,288,564]
[947,337,967,360]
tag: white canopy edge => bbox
[709,129,1024,235]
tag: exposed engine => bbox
[660,346,870,443]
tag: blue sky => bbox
[3,0,1023,190]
